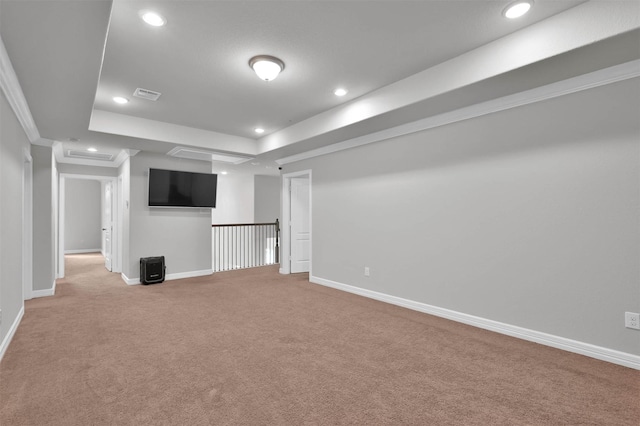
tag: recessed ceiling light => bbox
[334,88,348,97]
[503,1,532,19]
[113,96,129,104]
[140,11,166,27]
[254,127,265,134]
[87,147,98,152]
[249,55,285,81]
[221,171,228,175]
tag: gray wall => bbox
[65,179,101,252]
[283,78,640,356]
[0,88,28,348]
[123,152,213,279]
[210,169,254,224]
[31,145,55,291]
[254,175,280,223]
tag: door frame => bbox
[58,173,120,278]
[281,170,311,275]
[22,149,33,300]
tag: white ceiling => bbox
[1,0,638,174]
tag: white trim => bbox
[276,60,640,166]
[0,37,40,142]
[114,149,139,167]
[122,273,139,286]
[23,149,33,301]
[166,269,213,281]
[310,275,640,370]
[281,170,312,275]
[64,249,102,254]
[31,280,56,299]
[58,176,65,278]
[0,306,24,364]
[122,269,214,286]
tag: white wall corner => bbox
[309,275,640,370]
[0,36,40,143]
[31,280,56,299]
[0,306,24,364]
[121,273,140,286]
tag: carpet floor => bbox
[0,253,638,425]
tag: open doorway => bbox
[281,170,311,275]
[58,174,120,278]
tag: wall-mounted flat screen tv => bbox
[148,168,217,208]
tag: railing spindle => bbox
[212,220,279,272]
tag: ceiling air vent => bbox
[133,87,161,101]
[66,150,114,161]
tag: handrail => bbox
[211,219,280,272]
[212,222,277,227]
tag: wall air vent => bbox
[167,146,253,164]
[133,88,161,101]
[66,150,114,161]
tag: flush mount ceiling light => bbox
[254,127,265,134]
[140,10,166,26]
[113,96,129,104]
[249,55,285,81]
[503,1,533,19]
[334,88,348,97]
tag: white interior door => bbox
[103,181,113,271]
[290,177,310,273]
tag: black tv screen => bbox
[148,168,217,208]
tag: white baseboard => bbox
[31,280,56,298]
[0,305,24,364]
[121,273,139,285]
[166,269,213,281]
[64,249,101,254]
[310,275,640,370]
[122,269,214,286]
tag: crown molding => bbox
[276,59,640,166]
[0,36,40,143]
[114,149,140,167]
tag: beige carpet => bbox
[1,253,638,425]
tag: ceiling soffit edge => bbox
[53,141,139,168]
[89,110,258,156]
[260,1,640,157]
[275,59,640,166]
[167,146,253,164]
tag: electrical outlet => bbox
[364,267,370,277]
[625,312,640,330]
